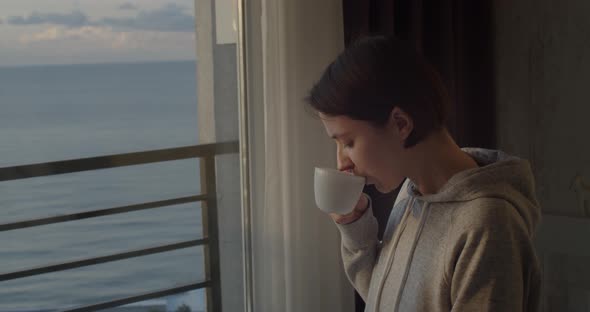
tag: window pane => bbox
[0,1,244,311]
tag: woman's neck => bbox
[406,129,479,195]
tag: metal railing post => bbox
[201,155,222,312]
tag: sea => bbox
[0,60,208,311]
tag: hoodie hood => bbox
[406,148,541,236]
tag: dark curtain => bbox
[343,0,496,310]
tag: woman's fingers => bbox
[328,193,369,224]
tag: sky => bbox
[0,0,197,66]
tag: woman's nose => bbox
[336,147,353,171]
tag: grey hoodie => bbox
[336,148,542,311]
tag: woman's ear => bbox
[388,107,414,141]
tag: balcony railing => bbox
[0,141,240,312]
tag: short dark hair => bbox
[306,35,450,148]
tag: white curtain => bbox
[245,0,355,311]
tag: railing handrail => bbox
[63,281,212,312]
[0,238,208,282]
[0,141,239,182]
[0,195,207,232]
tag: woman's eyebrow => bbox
[330,132,350,139]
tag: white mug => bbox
[314,167,366,215]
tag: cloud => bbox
[7,10,88,28]
[20,26,121,46]
[119,3,139,11]
[19,27,60,43]
[18,25,195,51]
[99,4,194,32]
[6,3,194,33]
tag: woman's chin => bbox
[366,178,386,192]
[372,181,390,193]
[367,178,399,193]
[374,179,404,194]
[375,184,389,193]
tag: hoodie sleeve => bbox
[445,199,541,312]
[334,196,379,301]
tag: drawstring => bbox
[372,198,430,312]
[373,197,414,311]
[393,202,430,311]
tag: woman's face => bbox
[319,111,410,193]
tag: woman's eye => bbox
[344,142,354,148]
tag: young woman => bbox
[306,36,541,311]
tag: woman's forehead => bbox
[320,114,364,137]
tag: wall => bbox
[494,0,590,217]
[494,1,590,310]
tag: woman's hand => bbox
[329,193,369,224]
